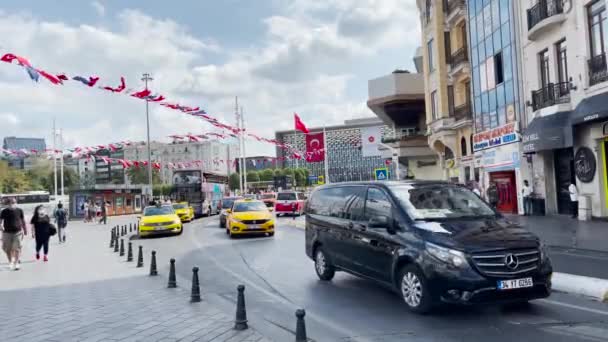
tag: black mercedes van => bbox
[305,181,552,313]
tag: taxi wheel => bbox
[269,232,275,237]
[177,226,183,235]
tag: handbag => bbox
[49,223,57,236]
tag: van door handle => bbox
[348,222,354,229]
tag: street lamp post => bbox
[142,73,153,200]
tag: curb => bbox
[552,272,608,302]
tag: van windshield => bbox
[390,184,495,220]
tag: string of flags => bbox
[0,52,293,151]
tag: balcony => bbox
[453,102,472,121]
[531,82,570,111]
[527,0,566,40]
[449,45,468,70]
[380,130,434,158]
[382,129,424,144]
[588,53,608,87]
[447,0,466,14]
[445,0,466,26]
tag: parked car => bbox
[226,199,275,238]
[305,181,552,313]
[260,193,277,208]
[219,196,242,228]
[275,191,306,216]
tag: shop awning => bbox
[522,111,573,154]
[572,92,608,125]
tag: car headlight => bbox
[173,219,181,225]
[539,242,549,261]
[426,242,468,268]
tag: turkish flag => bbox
[306,132,325,162]
[294,113,309,134]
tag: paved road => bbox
[129,214,608,342]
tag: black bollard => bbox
[149,251,158,276]
[129,223,132,232]
[167,258,177,288]
[119,239,125,257]
[190,267,201,303]
[123,226,126,236]
[127,242,133,262]
[136,246,144,268]
[295,309,307,342]
[110,229,115,248]
[234,285,248,330]
[113,235,119,253]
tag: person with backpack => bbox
[54,202,68,243]
[31,205,55,262]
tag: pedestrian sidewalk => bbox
[0,215,271,342]
[506,214,608,253]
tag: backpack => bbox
[56,209,67,225]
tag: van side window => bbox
[297,193,306,200]
[344,187,365,221]
[364,188,392,223]
[308,187,362,219]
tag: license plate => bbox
[154,227,166,231]
[497,277,533,290]
[247,225,259,229]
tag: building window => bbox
[494,52,504,85]
[470,134,474,154]
[556,39,568,84]
[461,137,468,156]
[539,49,550,88]
[425,0,432,24]
[428,39,435,71]
[589,1,607,57]
[431,90,438,120]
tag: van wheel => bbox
[314,247,335,281]
[398,265,434,314]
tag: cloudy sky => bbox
[0,0,420,156]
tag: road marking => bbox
[539,299,608,317]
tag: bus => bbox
[0,191,50,205]
[170,170,228,217]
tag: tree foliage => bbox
[126,166,161,185]
[229,173,241,190]
[246,170,260,182]
[259,169,275,182]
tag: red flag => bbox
[131,89,151,98]
[294,113,309,134]
[37,69,62,84]
[305,132,325,162]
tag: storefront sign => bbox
[473,122,520,152]
[474,143,521,172]
[574,147,596,183]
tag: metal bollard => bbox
[129,223,132,232]
[234,285,248,330]
[190,267,201,303]
[167,258,177,288]
[119,239,125,257]
[126,242,133,262]
[110,229,115,248]
[136,246,143,268]
[113,235,119,253]
[149,251,158,276]
[295,309,307,342]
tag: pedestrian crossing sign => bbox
[374,168,389,181]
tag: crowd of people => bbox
[82,200,108,224]
[0,198,68,271]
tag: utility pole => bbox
[60,128,64,196]
[241,106,248,193]
[52,118,58,199]
[235,97,243,195]
[142,73,153,200]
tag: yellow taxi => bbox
[173,202,194,222]
[226,199,275,238]
[138,205,183,237]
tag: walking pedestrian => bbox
[99,201,107,225]
[88,201,96,224]
[83,200,90,222]
[292,202,297,220]
[0,198,27,270]
[54,202,68,243]
[568,182,579,219]
[522,180,533,216]
[487,182,499,210]
[31,205,54,262]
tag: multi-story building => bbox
[520,0,608,218]
[367,68,442,181]
[2,136,46,170]
[235,156,275,172]
[275,118,396,183]
[123,140,236,184]
[94,148,126,185]
[416,0,475,184]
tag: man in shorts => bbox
[0,198,27,270]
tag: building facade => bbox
[416,0,475,185]
[520,0,608,218]
[275,118,397,183]
[2,136,46,170]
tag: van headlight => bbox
[426,242,469,268]
[539,242,549,261]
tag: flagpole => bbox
[235,96,243,195]
[60,128,64,196]
[53,118,58,199]
[241,105,248,193]
[323,125,330,184]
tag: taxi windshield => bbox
[172,204,187,209]
[144,206,174,216]
[261,194,275,199]
[233,201,268,212]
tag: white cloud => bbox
[0,112,19,126]
[91,1,105,17]
[0,2,419,157]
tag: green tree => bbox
[246,170,260,182]
[229,173,241,190]
[294,168,307,187]
[273,169,283,177]
[259,169,275,182]
[127,167,161,184]
[0,161,32,193]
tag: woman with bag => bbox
[31,205,56,262]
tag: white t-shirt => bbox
[568,184,578,202]
[522,185,532,197]
[473,188,481,196]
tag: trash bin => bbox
[579,195,592,221]
[531,197,545,216]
